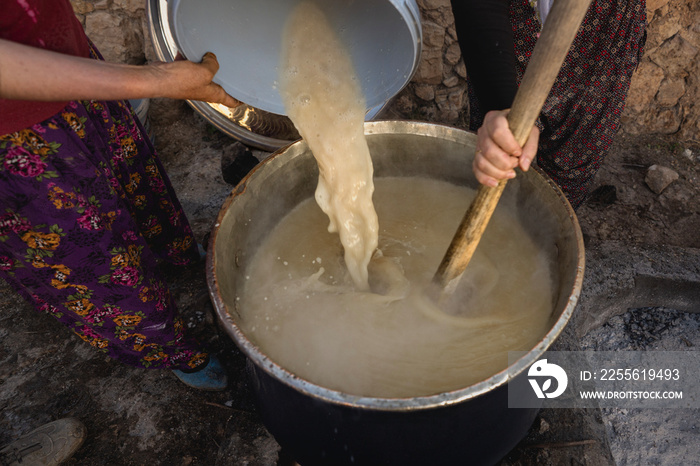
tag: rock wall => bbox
[398,0,700,142]
[71,0,151,65]
[622,0,699,141]
[390,0,468,125]
[70,0,699,142]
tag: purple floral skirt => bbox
[0,96,208,371]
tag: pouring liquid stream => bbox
[279,1,378,291]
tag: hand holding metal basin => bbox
[147,0,422,151]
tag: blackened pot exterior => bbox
[207,121,584,466]
[249,359,540,466]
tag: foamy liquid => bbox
[279,1,377,290]
[240,178,554,398]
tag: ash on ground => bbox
[581,307,699,351]
[581,307,700,466]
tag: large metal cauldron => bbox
[206,121,584,466]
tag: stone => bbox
[85,11,123,61]
[141,14,158,64]
[645,164,679,194]
[434,88,448,106]
[618,2,699,139]
[656,77,686,106]
[445,42,462,65]
[417,0,450,11]
[455,60,467,79]
[412,47,443,85]
[85,11,144,64]
[93,0,111,10]
[677,59,700,141]
[433,86,463,122]
[421,7,452,25]
[448,87,465,108]
[69,0,94,15]
[113,0,144,13]
[414,84,435,101]
[647,0,671,12]
[446,25,457,41]
[650,108,682,134]
[442,75,459,88]
[683,25,700,53]
[623,60,664,117]
[650,34,698,77]
[678,112,700,142]
[653,10,682,42]
[421,21,446,48]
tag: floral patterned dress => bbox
[0,61,209,372]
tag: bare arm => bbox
[0,38,240,108]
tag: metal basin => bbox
[207,121,585,465]
[146,0,422,151]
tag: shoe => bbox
[173,355,228,391]
[221,141,258,186]
[0,418,86,466]
[196,242,207,261]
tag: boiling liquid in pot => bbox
[239,177,553,398]
[236,1,553,398]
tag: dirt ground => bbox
[1,98,699,466]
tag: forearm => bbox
[0,38,164,102]
[0,39,239,108]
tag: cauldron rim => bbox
[206,120,585,412]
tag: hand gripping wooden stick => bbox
[433,0,593,295]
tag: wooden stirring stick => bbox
[433,0,593,295]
